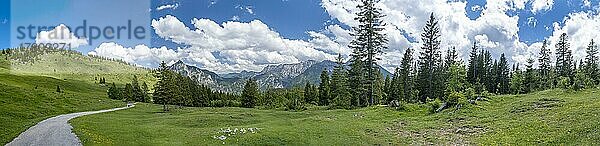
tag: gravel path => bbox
[6,104,134,146]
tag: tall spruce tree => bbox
[555,33,573,79]
[348,0,388,106]
[538,40,552,89]
[318,70,331,106]
[524,58,538,93]
[585,39,599,84]
[498,54,510,94]
[153,61,171,111]
[467,42,479,85]
[417,13,442,103]
[397,48,416,102]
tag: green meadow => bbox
[71,89,600,145]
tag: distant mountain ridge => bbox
[168,60,392,93]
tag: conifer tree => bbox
[153,61,171,111]
[555,33,573,79]
[510,65,525,94]
[467,42,479,85]
[241,78,259,108]
[124,83,134,102]
[585,39,599,84]
[417,13,442,103]
[318,70,331,106]
[330,54,351,108]
[538,40,552,89]
[141,82,150,103]
[497,54,510,94]
[524,58,538,93]
[394,48,416,103]
[348,0,388,106]
[108,83,120,100]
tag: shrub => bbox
[446,91,463,106]
[427,98,442,114]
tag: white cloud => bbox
[88,42,180,67]
[527,17,537,27]
[231,15,240,21]
[88,15,337,73]
[583,0,591,8]
[156,3,179,11]
[35,24,88,48]
[322,0,538,70]
[236,5,254,15]
[547,10,600,64]
[531,0,554,14]
[471,5,483,12]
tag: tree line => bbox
[305,0,600,111]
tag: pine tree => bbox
[497,54,510,94]
[524,58,538,93]
[383,75,392,102]
[241,78,259,108]
[141,82,150,103]
[131,75,143,102]
[330,54,351,109]
[318,70,331,106]
[56,85,61,93]
[123,83,134,102]
[467,42,479,85]
[153,61,171,111]
[538,40,552,90]
[348,0,388,106]
[107,82,120,100]
[555,33,573,79]
[585,39,599,84]
[482,51,494,92]
[417,13,443,103]
[510,65,525,94]
[395,48,416,103]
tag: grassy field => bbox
[71,89,600,145]
[0,51,155,144]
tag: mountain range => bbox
[169,60,392,93]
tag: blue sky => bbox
[1,0,600,73]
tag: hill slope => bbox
[0,48,154,144]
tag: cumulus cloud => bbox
[321,0,540,70]
[547,9,600,64]
[531,0,554,14]
[156,3,179,11]
[35,24,88,48]
[88,42,180,67]
[91,15,336,73]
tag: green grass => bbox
[71,89,600,145]
[0,73,124,144]
[9,52,156,85]
[0,50,156,144]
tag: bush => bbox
[387,100,405,110]
[285,97,306,111]
[558,77,571,89]
[446,91,463,106]
[427,98,442,114]
[465,87,475,100]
